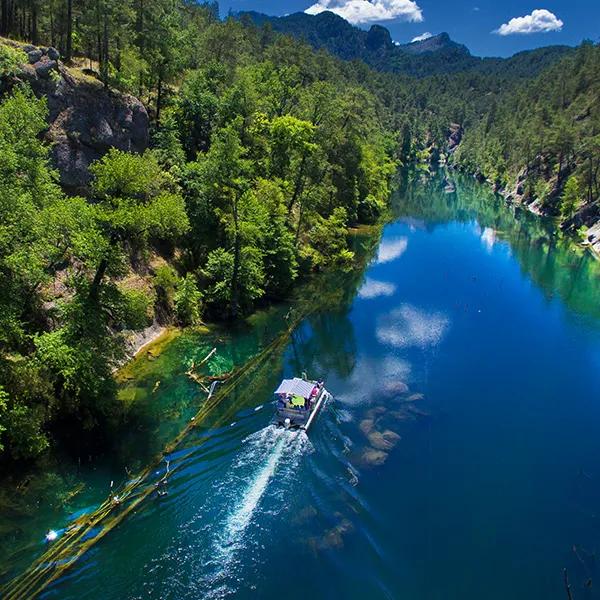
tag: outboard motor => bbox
[284,418,291,429]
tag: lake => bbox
[3,169,600,599]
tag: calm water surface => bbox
[3,171,600,599]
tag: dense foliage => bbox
[453,43,600,220]
[0,4,395,462]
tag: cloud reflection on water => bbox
[376,304,450,349]
[340,354,411,406]
[376,237,408,264]
[357,278,396,299]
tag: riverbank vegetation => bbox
[452,43,600,224]
[0,3,395,462]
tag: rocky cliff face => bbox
[1,41,149,192]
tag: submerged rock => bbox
[406,405,431,417]
[359,419,375,435]
[390,409,416,421]
[365,406,386,419]
[359,447,388,466]
[367,430,400,451]
[381,381,409,397]
[292,505,317,525]
[313,518,354,551]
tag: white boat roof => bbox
[274,378,314,399]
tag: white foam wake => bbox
[206,425,311,596]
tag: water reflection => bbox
[357,277,396,299]
[395,169,600,320]
[375,237,408,264]
[376,304,450,349]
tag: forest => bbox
[0,0,598,465]
[0,0,396,462]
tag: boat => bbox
[272,376,331,431]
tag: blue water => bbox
[5,171,600,599]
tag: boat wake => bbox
[202,425,312,597]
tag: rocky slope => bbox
[0,40,148,192]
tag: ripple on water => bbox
[139,425,313,599]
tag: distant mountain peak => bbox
[236,11,570,78]
[402,32,470,56]
[366,24,393,52]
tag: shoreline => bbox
[446,163,600,261]
[111,323,169,374]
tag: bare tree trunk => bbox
[49,6,55,47]
[287,153,307,214]
[0,0,7,36]
[95,0,102,70]
[137,0,144,98]
[90,258,109,301]
[101,9,109,86]
[30,0,38,44]
[65,0,73,62]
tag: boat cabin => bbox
[272,377,329,430]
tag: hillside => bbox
[452,42,600,253]
[0,7,397,463]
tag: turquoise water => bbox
[4,170,600,599]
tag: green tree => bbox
[174,274,202,326]
[561,176,581,219]
[88,148,189,300]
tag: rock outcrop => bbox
[447,123,463,152]
[1,41,149,192]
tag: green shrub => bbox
[0,44,26,76]
[561,176,581,219]
[153,265,180,318]
[154,265,179,299]
[121,288,153,330]
[174,274,202,326]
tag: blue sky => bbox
[222,0,599,57]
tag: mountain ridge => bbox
[237,10,572,78]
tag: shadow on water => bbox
[0,214,382,594]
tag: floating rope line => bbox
[2,310,308,600]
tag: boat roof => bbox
[274,377,314,399]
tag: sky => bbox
[220,0,599,57]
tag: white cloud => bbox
[411,31,432,42]
[358,278,396,299]
[375,237,408,264]
[495,9,563,35]
[305,0,423,25]
[376,304,449,349]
